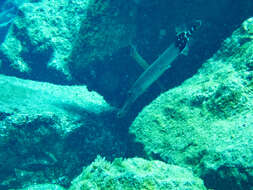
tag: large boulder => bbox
[1,0,252,108]
[68,0,253,108]
[0,0,90,82]
[16,184,65,190]
[0,74,126,189]
[69,0,137,80]
[130,18,253,190]
[69,156,207,190]
[16,157,207,190]
[68,0,138,105]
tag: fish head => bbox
[190,19,202,34]
[175,31,188,52]
[175,19,202,53]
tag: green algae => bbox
[130,17,253,190]
[69,156,206,190]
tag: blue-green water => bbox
[0,0,252,190]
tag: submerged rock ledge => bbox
[17,157,206,190]
[0,74,125,188]
[130,18,253,190]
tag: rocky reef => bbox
[67,0,253,108]
[1,0,252,107]
[130,18,253,190]
[0,0,253,189]
[17,157,206,190]
[0,74,127,189]
[0,0,89,82]
[69,156,206,190]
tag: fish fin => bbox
[130,43,150,70]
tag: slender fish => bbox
[117,20,202,118]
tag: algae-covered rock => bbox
[67,0,253,108]
[17,184,65,190]
[0,0,89,82]
[0,74,126,189]
[130,18,253,190]
[69,156,207,190]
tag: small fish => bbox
[117,20,202,118]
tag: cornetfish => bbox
[117,20,202,118]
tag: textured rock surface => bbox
[69,0,137,78]
[69,156,207,190]
[0,0,252,108]
[130,18,253,190]
[0,0,89,82]
[68,0,253,108]
[0,74,126,189]
[68,0,137,106]
[16,184,65,190]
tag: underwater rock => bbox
[68,0,137,95]
[0,0,89,82]
[17,184,65,190]
[130,17,253,190]
[68,156,207,190]
[0,1,20,44]
[0,74,126,189]
[0,0,252,107]
[67,0,253,109]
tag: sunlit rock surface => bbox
[67,0,253,108]
[16,184,65,190]
[130,18,253,190]
[69,156,206,190]
[0,0,252,108]
[16,157,207,190]
[0,0,90,82]
[0,74,126,189]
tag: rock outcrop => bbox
[130,18,253,190]
[0,74,126,189]
[16,157,207,190]
[0,0,89,82]
[69,156,206,190]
